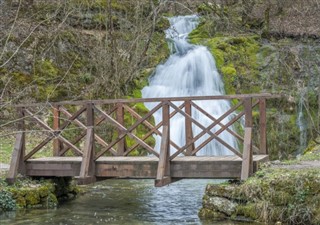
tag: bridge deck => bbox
[26,155,268,179]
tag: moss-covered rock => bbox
[203,195,238,216]
[199,159,320,224]
[198,208,226,220]
[0,177,80,211]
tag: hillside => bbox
[0,0,319,159]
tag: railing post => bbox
[116,103,125,156]
[259,98,267,154]
[185,100,195,156]
[78,103,96,184]
[241,98,253,180]
[53,105,61,156]
[155,101,171,187]
[7,107,26,184]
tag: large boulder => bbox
[203,195,238,216]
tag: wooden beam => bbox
[116,103,125,156]
[79,103,96,184]
[241,98,253,180]
[53,105,61,156]
[244,98,253,127]
[7,108,26,184]
[241,127,253,180]
[185,100,194,156]
[7,133,24,184]
[259,98,267,154]
[13,93,282,108]
[25,155,268,179]
[155,102,171,187]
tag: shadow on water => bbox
[0,179,255,225]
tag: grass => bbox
[0,133,53,164]
[0,136,15,164]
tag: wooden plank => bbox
[7,133,24,184]
[259,98,267,154]
[185,100,194,156]
[155,102,171,187]
[7,108,26,184]
[244,98,253,127]
[24,136,53,160]
[53,105,61,156]
[241,127,253,180]
[79,103,96,184]
[24,155,268,179]
[116,103,126,155]
[13,93,282,108]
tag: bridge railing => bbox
[7,94,280,185]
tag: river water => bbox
[0,179,250,225]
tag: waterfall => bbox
[296,89,308,155]
[142,15,238,155]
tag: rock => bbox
[203,195,238,216]
[205,184,236,199]
[198,208,226,220]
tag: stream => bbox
[0,179,253,225]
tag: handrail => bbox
[11,93,282,107]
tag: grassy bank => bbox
[199,149,320,224]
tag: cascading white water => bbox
[296,89,308,155]
[142,15,238,155]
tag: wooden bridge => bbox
[6,94,278,187]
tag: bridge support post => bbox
[53,105,62,156]
[155,102,171,187]
[116,103,126,155]
[185,100,195,156]
[7,108,26,184]
[259,98,267,154]
[78,103,96,184]
[241,98,253,180]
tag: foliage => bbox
[235,168,320,224]
[0,190,16,211]
[0,177,79,211]
[189,32,261,95]
[201,162,320,224]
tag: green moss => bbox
[198,208,226,220]
[235,203,259,220]
[155,17,170,32]
[15,195,27,208]
[237,168,320,223]
[0,190,16,211]
[43,193,58,208]
[202,163,320,224]
[190,33,260,95]
[25,191,40,206]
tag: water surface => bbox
[0,179,249,225]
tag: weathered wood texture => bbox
[25,155,268,178]
[13,93,281,107]
[7,94,279,186]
